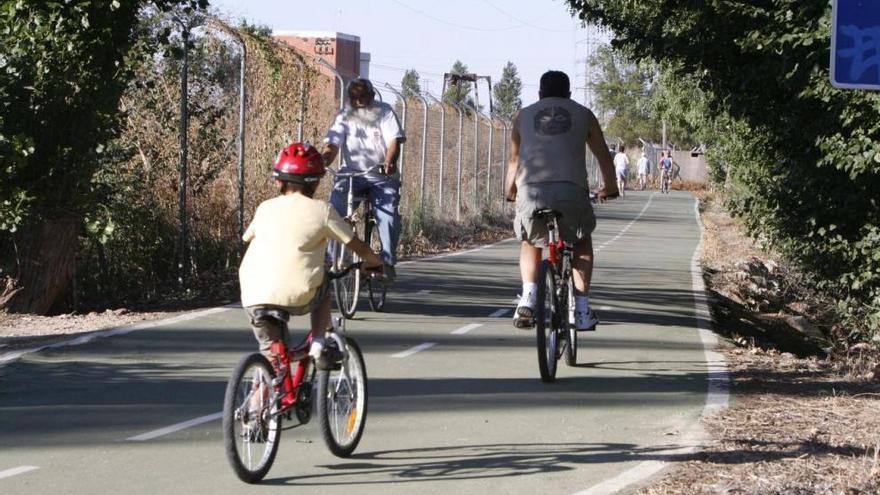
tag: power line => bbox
[479,0,574,33]
[389,0,526,32]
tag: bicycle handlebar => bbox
[326,262,383,280]
[326,165,385,179]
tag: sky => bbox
[208,0,608,108]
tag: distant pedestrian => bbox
[613,144,629,197]
[636,150,650,190]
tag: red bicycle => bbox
[222,264,368,483]
[533,209,578,382]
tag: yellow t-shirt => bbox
[239,193,354,308]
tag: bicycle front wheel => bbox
[317,336,368,457]
[223,353,281,483]
[535,260,559,383]
[332,240,361,319]
[365,220,387,312]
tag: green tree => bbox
[400,68,421,99]
[566,0,880,338]
[443,60,472,107]
[589,45,660,145]
[0,0,208,314]
[492,61,522,121]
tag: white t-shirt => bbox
[637,156,650,174]
[325,102,406,173]
[614,152,629,174]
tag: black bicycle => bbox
[328,166,387,319]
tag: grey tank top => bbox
[516,97,592,189]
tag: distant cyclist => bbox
[505,70,619,331]
[321,78,406,282]
[239,143,383,368]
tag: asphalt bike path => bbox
[0,190,717,494]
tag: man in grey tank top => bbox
[504,71,619,331]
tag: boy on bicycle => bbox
[239,142,383,368]
[505,71,618,331]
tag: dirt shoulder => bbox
[639,191,880,494]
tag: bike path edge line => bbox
[0,305,236,367]
[0,466,40,480]
[572,195,730,495]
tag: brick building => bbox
[274,31,370,106]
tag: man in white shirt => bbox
[322,78,406,280]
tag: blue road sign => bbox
[831,0,880,90]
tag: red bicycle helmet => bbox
[272,142,325,184]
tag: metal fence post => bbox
[452,102,464,222]
[415,93,429,213]
[317,58,345,110]
[467,103,479,214]
[486,116,494,207]
[427,93,445,211]
[384,84,407,175]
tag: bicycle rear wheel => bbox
[535,260,559,383]
[564,275,577,366]
[317,336,368,457]
[332,239,361,319]
[223,353,281,483]
[364,219,387,312]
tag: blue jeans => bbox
[330,174,401,266]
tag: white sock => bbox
[520,282,538,307]
[309,338,325,358]
[575,296,590,313]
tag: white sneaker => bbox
[574,309,599,331]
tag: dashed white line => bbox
[596,192,657,253]
[451,323,483,335]
[489,308,510,318]
[0,466,39,480]
[126,412,222,442]
[390,342,436,358]
[598,306,613,311]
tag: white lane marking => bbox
[390,342,436,358]
[451,323,482,335]
[574,196,729,495]
[596,192,658,252]
[0,306,234,367]
[126,412,223,442]
[397,238,516,265]
[0,466,39,480]
[597,306,613,311]
[489,308,510,318]
[416,290,432,295]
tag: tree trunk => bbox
[0,216,79,314]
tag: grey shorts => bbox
[514,182,596,247]
[245,277,331,354]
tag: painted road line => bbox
[0,466,39,480]
[416,290,432,295]
[397,238,515,265]
[598,306,613,311]
[451,323,483,335]
[0,306,233,366]
[489,308,510,318]
[126,412,222,442]
[597,192,657,252]
[390,342,436,358]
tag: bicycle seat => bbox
[532,208,562,220]
[251,308,290,325]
